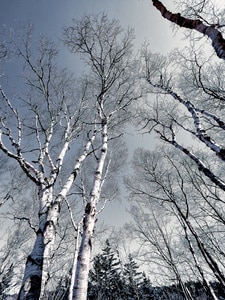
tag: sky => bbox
[0,0,179,52]
[0,0,182,227]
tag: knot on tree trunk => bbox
[85,202,92,214]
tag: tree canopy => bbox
[1,1,225,299]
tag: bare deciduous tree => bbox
[126,148,225,299]
[63,13,141,300]
[0,13,140,299]
[0,28,96,299]
[139,39,225,191]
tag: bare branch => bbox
[160,131,225,191]
[151,0,225,60]
[145,76,225,160]
[14,216,37,233]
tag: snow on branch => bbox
[151,0,225,60]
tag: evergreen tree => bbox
[88,242,154,300]
[138,273,154,300]
[123,254,142,299]
[123,254,154,300]
[87,240,124,300]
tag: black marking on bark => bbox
[85,202,92,214]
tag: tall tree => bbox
[63,13,140,300]
[138,15,225,189]
[0,27,96,299]
[138,8,225,290]
[0,13,140,298]
[126,147,225,299]
[144,1,225,189]
[88,239,124,300]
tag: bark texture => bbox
[17,187,57,300]
[17,134,95,299]
[151,0,225,60]
[73,121,108,300]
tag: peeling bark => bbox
[151,0,225,60]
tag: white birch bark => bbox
[146,79,225,160]
[1,79,96,298]
[73,120,108,300]
[18,185,53,300]
[18,133,96,299]
[2,14,136,298]
[151,0,225,61]
[68,222,81,300]
[158,131,225,191]
[144,70,225,191]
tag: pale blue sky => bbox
[0,0,179,53]
[0,0,181,227]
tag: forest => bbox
[1,0,225,299]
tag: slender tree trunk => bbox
[174,202,225,289]
[73,120,108,300]
[69,223,81,300]
[18,186,55,300]
[18,134,95,299]
[182,222,219,300]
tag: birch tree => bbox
[141,0,225,222]
[150,0,225,60]
[63,13,141,300]
[0,27,97,299]
[0,13,140,299]
[139,32,225,191]
[126,1,225,297]
[126,147,225,299]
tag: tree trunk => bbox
[151,0,225,60]
[72,206,96,300]
[17,186,58,300]
[18,134,96,299]
[73,120,108,300]
[68,223,81,300]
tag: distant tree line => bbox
[44,240,225,300]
